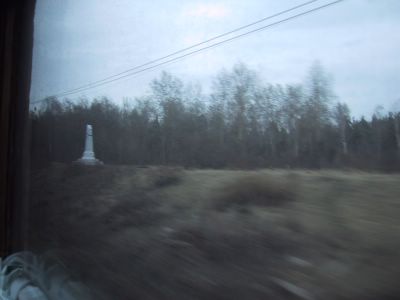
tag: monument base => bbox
[75,158,104,166]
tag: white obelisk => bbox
[77,124,103,165]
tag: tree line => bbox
[30,62,400,171]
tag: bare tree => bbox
[391,99,400,157]
[282,85,304,159]
[333,102,350,155]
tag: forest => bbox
[30,62,400,171]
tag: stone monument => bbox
[76,124,103,165]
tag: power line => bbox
[31,1,323,104]
[58,0,344,96]
[32,0,344,104]
[49,0,321,97]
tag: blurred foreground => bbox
[29,164,400,299]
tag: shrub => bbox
[104,191,162,228]
[214,174,296,210]
[147,166,183,188]
[169,213,298,263]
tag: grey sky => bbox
[30,0,400,117]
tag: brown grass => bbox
[146,166,183,187]
[213,174,296,210]
[28,166,400,300]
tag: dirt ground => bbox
[28,164,400,299]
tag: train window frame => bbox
[0,0,36,257]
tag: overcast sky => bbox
[30,0,400,117]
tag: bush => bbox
[214,174,296,210]
[147,166,183,188]
[104,191,162,228]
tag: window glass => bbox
[27,1,400,299]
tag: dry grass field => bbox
[29,164,400,299]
